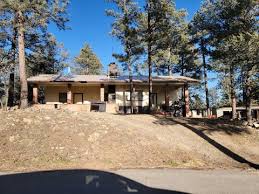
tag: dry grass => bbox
[0,109,258,172]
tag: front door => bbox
[73,93,83,104]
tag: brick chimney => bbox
[108,62,120,78]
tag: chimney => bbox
[108,62,120,78]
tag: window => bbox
[108,93,116,102]
[108,85,116,93]
[151,93,157,105]
[136,91,143,101]
[59,93,67,103]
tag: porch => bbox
[30,82,192,115]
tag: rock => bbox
[23,118,33,124]
[78,132,85,137]
[9,136,15,142]
[88,132,100,142]
[44,116,51,120]
[253,122,259,129]
[242,121,248,126]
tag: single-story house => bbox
[27,73,199,115]
[217,106,259,120]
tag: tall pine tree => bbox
[192,0,258,122]
[75,43,103,75]
[0,0,69,108]
[107,0,143,113]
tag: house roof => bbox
[27,74,200,84]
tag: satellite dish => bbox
[62,66,72,77]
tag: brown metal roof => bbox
[27,74,200,84]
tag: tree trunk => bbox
[230,65,237,120]
[8,73,15,107]
[8,28,17,107]
[148,44,152,113]
[156,66,159,76]
[147,2,153,113]
[129,65,134,114]
[241,67,247,105]
[168,49,172,76]
[181,55,186,116]
[17,11,28,109]
[201,39,210,117]
[246,94,252,125]
[0,99,3,110]
[123,0,134,114]
[245,70,253,125]
[4,85,9,111]
[0,99,4,111]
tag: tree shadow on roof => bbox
[0,169,188,194]
[152,116,259,170]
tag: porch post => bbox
[32,84,38,104]
[67,84,72,104]
[100,84,105,102]
[184,83,190,117]
[165,84,169,112]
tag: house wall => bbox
[115,85,149,107]
[43,84,181,112]
[72,86,100,103]
[45,86,67,104]
[217,106,259,119]
[115,85,180,108]
[45,85,100,104]
[153,85,179,108]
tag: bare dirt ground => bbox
[0,109,259,172]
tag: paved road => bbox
[114,169,259,194]
[0,169,258,194]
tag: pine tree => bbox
[190,10,212,117]
[192,0,258,122]
[227,33,259,125]
[75,43,102,75]
[152,0,187,76]
[141,0,185,112]
[27,33,69,76]
[0,0,69,108]
[107,0,143,113]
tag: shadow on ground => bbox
[153,116,259,170]
[153,116,250,136]
[0,169,188,194]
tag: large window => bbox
[59,93,67,103]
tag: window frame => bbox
[59,93,67,103]
[125,90,143,101]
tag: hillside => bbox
[0,109,259,172]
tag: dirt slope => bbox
[0,109,258,172]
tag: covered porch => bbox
[28,74,199,116]
[31,83,110,112]
[30,83,191,116]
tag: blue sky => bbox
[48,0,219,88]
[49,0,203,72]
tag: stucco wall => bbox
[45,86,67,104]
[45,85,100,104]
[44,84,180,109]
[72,86,100,104]
[115,85,180,108]
[153,85,179,107]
